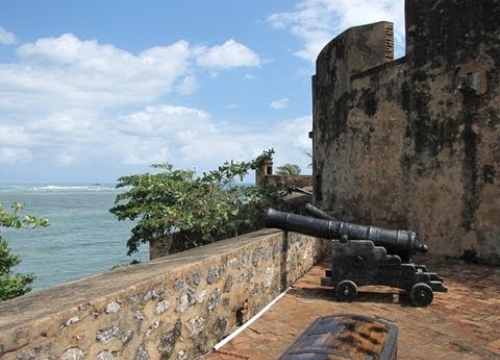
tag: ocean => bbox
[0,184,149,291]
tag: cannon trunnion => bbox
[266,208,447,307]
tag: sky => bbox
[0,0,406,184]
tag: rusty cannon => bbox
[265,208,447,306]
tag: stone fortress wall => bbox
[0,230,329,359]
[311,0,500,264]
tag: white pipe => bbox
[212,286,292,351]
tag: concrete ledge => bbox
[0,229,330,359]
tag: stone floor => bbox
[204,256,500,359]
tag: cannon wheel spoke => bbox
[335,280,358,302]
[410,282,434,306]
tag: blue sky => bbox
[0,0,406,184]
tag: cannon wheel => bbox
[335,280,358,302]
[410,282,434,306]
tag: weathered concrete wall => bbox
[0,229,330,359]
[312,0,500,263]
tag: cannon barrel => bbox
[266,208,428,261]
[304,203,339,221]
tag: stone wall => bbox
[258,174,313,190]
[255,159,313,190]
[312,0,500,263]
[0,229,330,360]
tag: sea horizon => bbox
[0,183,148,291]
[0,180,255,292]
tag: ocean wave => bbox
[0,184,127,193]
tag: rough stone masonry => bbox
[311,0,500,264]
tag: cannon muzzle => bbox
[266,208,428,261]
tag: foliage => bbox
[254,148,275,168]
[276,163,302,175]
[0,203,50,301]
[110,151,289,256]
[110,259,140,271]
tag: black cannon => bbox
[266,207,447,306]
[266,207,427,262]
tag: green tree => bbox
[0,202,49,301]
[254,148,275,167]
[276,163,302,175]
[110,152,288,256]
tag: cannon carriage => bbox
[266,207,447,307]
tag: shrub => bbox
[110,152,289,256]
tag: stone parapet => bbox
[0,229,330,359]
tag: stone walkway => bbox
[204,256,500,359]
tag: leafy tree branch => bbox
[110,150,289,256]
[0,203,49,301]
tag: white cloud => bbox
[0,97,313,179]
[123,146,171,166]
[268,0,405,62]
[266,115,313,173]
[270,97,289,109]
[0,34,261,116]
[177,75,199,95]
[0,125,31,146]
[10,35,192,110]
[195,39,261,69]
[0,26,16,45]
[112,105,312,176]
[116,105,211,136]
[115,105,225,167]
[277,115,312,150]
[0,31,315,181]
[0,147,32,164]
[58,152,75,167]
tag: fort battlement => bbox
[312,0,500,264]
